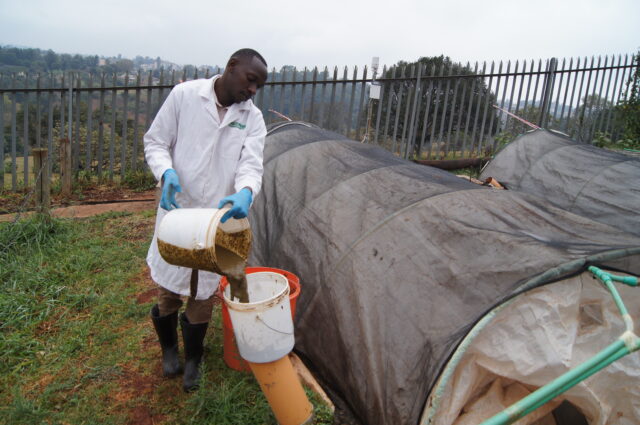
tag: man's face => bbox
[224,56,268,104]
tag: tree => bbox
[616,50,640,146]
[115,59,134,73]
[373,56,498,158]
[569,94,614,142]
[44,49,58,70]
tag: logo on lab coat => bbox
[229,121,247,130]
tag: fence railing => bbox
[1,53,637,192]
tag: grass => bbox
[414,149,489,161]
[120,169,157,192]
[0,211,333,425]
[451,166,484,179]
[2,156,156,192]
[3,155,33,190]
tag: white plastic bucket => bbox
[223,271,295,363]
[156,208,251,273]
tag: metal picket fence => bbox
[0,53,637,192]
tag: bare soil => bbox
[0,186,157,222]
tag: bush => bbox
[593,132,639,150]
[121,169,157,192]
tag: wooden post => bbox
[60,138,72,197]
[32,148,50,214]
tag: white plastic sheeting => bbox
[424,271,640,425]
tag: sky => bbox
[0,0,638,71]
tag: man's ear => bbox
[227,57,239,72]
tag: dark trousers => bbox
[157,269,215,324]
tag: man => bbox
[143,48,268,392]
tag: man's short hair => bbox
[229,48,267,68]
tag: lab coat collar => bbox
[199,76,253,112]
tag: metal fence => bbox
[294,54,638,160]
[0,53,637,191]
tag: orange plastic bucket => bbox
[219,267,300,372]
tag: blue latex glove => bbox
[160,168,182,210]
[218,188,252,223]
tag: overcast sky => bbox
[1,0,638,70]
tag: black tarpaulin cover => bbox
[480,129,640,236]
[248,123,640,425]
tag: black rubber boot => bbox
[150,305,183,378]
[181,313,208,392]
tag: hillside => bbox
[0,45,216,75]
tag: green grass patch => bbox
[0,211,333,425]
[121,169,158,192]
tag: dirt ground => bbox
[0,186,158,222]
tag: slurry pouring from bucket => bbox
[216,246,250,303]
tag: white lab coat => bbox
[144,75,266,299]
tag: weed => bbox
[451,166,484,179]
[74,170,95,191]
[307,389,334,425]
[121,169,157,192]
[2,390,52,425]
[593,131,640,151]
[0,214,67,259]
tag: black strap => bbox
[190,269,199,298]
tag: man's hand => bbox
[160,169,182,210]
[218,188,252,223]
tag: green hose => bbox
[480,266,639,425]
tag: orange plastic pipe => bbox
[249,355,313,425]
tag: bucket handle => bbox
[257,315,294,335]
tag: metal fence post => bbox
[299,68,307,121]
[132,70,141,171]
[23,73,30,187]
[36,74,41,149]
[109,73,117,179]
[60,137,71,197]
[68,72,73,152]
[86,74,93,172]
[47,73,54,177]
[405,63,423,159]
[373,65,387,146]
[121,72,129,178]
[309,67,318,123]
[97,73,106,178]
[74,75,81,171]
[539,57,557,128]
[347,66,358,136]
[10,74,17,190]
[355,65,368,141]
